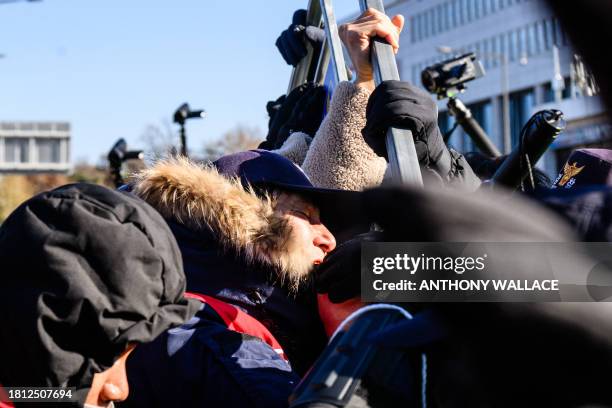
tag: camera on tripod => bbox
[420,52,500,157]
[421,52,485,99]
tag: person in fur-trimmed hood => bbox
[121,151,364,408]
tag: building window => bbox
[499,33,507,61]
[474,0,481,19]
[542,77,572,103]
[544,18,554,50]
[518,27,527,58]
[491,35,499,68]
[431,8,438,35]
[528,22,539,56]
[467,0,474,21]
[1,123,16,131]
[481,39,489,69]
[467,100,494,147]
[459,0,467,25]
[542,82,554,103]
[509,88,536,146]
[428,9,434,36]
[562,77,571,99]
[421,13,428,39]
[37,139,61,163]
[416,14,423,41]
[419,16,425,42]
[438,4,446,31]
[445,2,454,29]
[552,18,568,46]
[452,0,460,26]
[5,138,29,163]
[536,20,546,51]
[508,30,518,62]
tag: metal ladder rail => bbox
[358,0,423,186]
[319,0,349,84]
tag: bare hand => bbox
[339,8,404,91]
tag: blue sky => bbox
[0,0,361,163]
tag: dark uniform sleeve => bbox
[122,307,299,408]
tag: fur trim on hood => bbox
[132,157,313,289]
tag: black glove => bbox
[315,231,384,304]
[258,95,287,149]
[266,94,286,130]
[276,84,326,146]
[276,9,325,67]
[363,80,453,180]
[261,82,316,150]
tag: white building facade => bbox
[385,0,609,176]
[0,122,71,173]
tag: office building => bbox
[0,121,71,173]
[386,0,609,176]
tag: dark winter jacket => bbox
[0,183,199,407]
[534,185,612,241]
[122,158,327,408]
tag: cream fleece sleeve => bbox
[301,82,387,191]
[271,132,312,166]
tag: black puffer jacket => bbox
[0,183,198,406]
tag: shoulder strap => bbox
[185,292,287,361]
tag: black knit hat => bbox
[0,183,200,403]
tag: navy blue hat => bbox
[213,149,313,190]
[212,150,365,234]
[553,148,612,190]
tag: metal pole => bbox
[358,0,423,186]
[447,97,501,157]
[180,124,187,157]
[320,0,348,83]
[501,53,511,154]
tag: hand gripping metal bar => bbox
[358,0,423,186]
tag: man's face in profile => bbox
[273,192,337,289]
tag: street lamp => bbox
[173,103,206,157]
[436,46,527,154]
